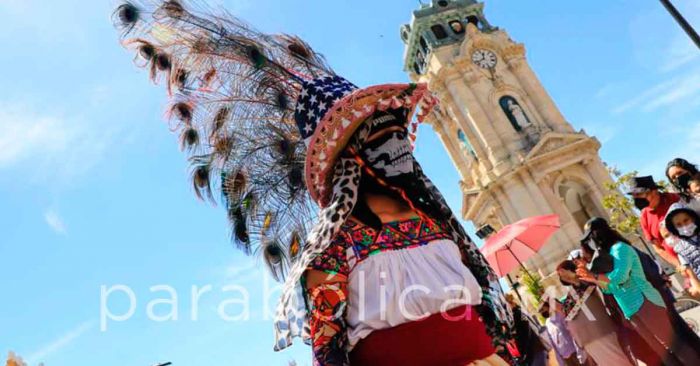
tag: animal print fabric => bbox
[273,123,513,352]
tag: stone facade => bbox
[402,1,613,276]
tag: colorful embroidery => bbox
[308,281,350,366]
[307,217,452,275]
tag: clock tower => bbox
[401,0,614,274]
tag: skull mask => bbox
[361,128,413,178]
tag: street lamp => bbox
[659,0,700,49]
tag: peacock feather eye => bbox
[155,53,171,71]
[162,0,185,18]
[115,3,140,28]
[139,44,155,60]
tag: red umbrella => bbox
[480,214,560,278]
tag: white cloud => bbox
[660,35,699,73]
[44,209,67,235]
[0,101,116,185]
[611,65,700,115]
[26,321,95,365]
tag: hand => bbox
[689,286,700,298]
[576,267,596,283]
[659,224,670,239]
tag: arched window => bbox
[558,180,601,229]
[419,36,429,53]
[449,20,465,34]
[466,15,480,28]
[431,24,448,40]
[413,62,422,74]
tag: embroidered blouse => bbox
[305,217,483,365]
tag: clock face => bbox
[471,49,497,69]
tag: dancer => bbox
[112,2,513,365]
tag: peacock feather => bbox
[113,0,335,280]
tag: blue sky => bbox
[0,0,698,365]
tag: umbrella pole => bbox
[507,246,536,282]
[507,274,525,304]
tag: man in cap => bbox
[627,176,680,267]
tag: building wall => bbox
[414,22,614,275]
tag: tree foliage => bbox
[520,268,544,304]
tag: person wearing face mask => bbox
[666,158,700,199]
[302,105,514,365]
[576,245,660,366]
[627,176,681,268]
[114,4,514,365]
[665,204,700,297]
[576,217,700,366]
[556,260,634,366]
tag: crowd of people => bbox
[507,158,700,366]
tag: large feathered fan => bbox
[113,0,333,281]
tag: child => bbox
[665,204,700,297]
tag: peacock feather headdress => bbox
[113,0,341,280]
[112,1,514,355]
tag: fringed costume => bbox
[112,2,513,365]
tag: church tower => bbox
[401,0,613,274]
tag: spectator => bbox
[626,175,680,267]
[666,158,700,195]
[578,245,659,366]
[539,299,586,366]
[576,217,700,366]
[665,204,700,297]
[505,294,550,366]
[557,260,634,366]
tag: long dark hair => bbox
[590,221,632,253]
[666,158,699,193]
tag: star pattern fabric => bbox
[294,76,357,142]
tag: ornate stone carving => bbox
[502,43,526,62]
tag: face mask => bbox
[361,130,413,178]
[676,174,692,190]
[634,198,650,210]
[678,223,698,237]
